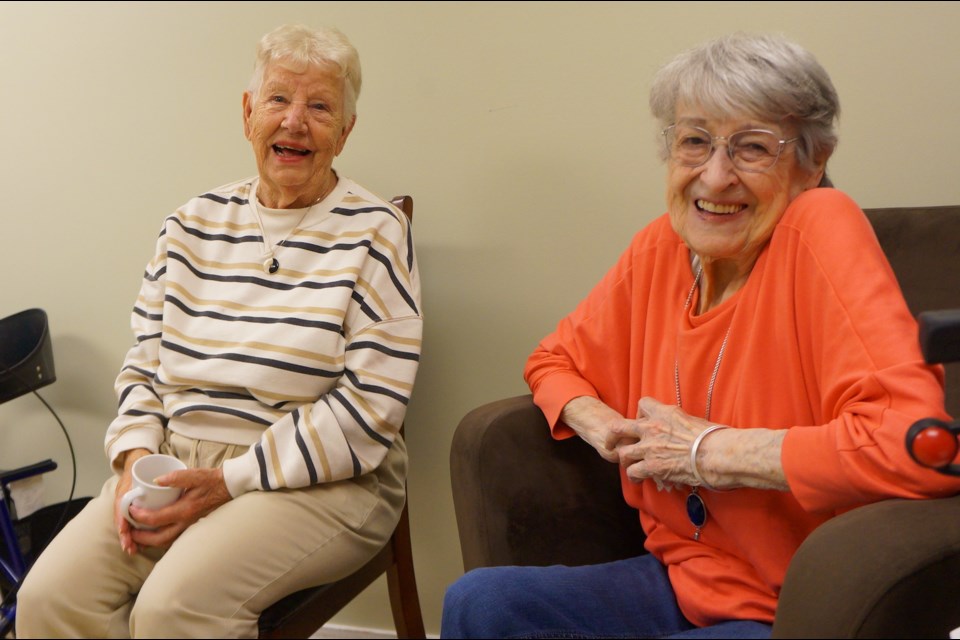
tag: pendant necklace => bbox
[675,262,732,540]
[250,193,317,275]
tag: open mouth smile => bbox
[272,144,311,157]
[696,199,747,215]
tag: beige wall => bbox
[2,1,958,635]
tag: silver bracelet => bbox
[690,425,728,491]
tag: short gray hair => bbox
[248,24,362,126]
[649,33,839,180]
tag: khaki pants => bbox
[16,431,407,638]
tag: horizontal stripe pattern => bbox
[105,176,422,493]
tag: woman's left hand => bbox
[127,467,232,549]
[607,396,716,489]
[610,396,789,491]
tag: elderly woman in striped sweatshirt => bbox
[17,23,421,638]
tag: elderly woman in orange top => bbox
[441,32,960,639]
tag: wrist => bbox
[690,425,728,491]
[120,448,151,473]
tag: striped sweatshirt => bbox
[104,175,422,497]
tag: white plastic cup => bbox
[120,454,186,530]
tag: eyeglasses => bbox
[662,124,799,173]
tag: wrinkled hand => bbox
[607,396,714,488]
[584,416,641,464]
[114,448,150,556]
[561,396,638,463]
[118,466,232,555]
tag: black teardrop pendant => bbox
[268,258,280,274]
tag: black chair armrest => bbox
[773,494,960,638]
[450,394,645,571]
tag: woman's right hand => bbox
[560,396,638,463]
[113,447,151,556]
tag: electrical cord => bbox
[0,362,77,626]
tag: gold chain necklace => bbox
[674,263,732,540]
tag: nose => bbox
[281,102,308,132]
[698,140,740,189]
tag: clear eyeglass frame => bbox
[662,124,799,173]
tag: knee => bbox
[15,561,78,636]
[441,568,511,639]
[15,568,51,629]
[16,552,69,614]
[129,581,186,637]
[131,575,255,638]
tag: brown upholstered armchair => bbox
[450,205,960,638]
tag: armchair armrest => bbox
[450,394,645,571]
[773,494,960,638]
[451,395,960,637]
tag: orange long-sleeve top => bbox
[524,188,960,626]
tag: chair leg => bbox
[386,503,425,639]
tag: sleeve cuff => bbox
[106,432,161,474]
[530,372,600,440]
[221,452,263,497]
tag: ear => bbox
[803,155,828,190]
[807,166,825,190]
[242,91,254,141]
[335,115,356,156]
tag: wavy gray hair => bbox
[248,24,362,126]
[649,33,839,185]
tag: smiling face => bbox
[666,105,825,274]
[242,60,355,209]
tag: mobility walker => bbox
[906,309,960,474]
[0,309,88,637]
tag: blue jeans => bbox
[441,555,772,639]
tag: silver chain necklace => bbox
[675,263,732,540]
[249,178,331,274]
[251,199,314,274]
